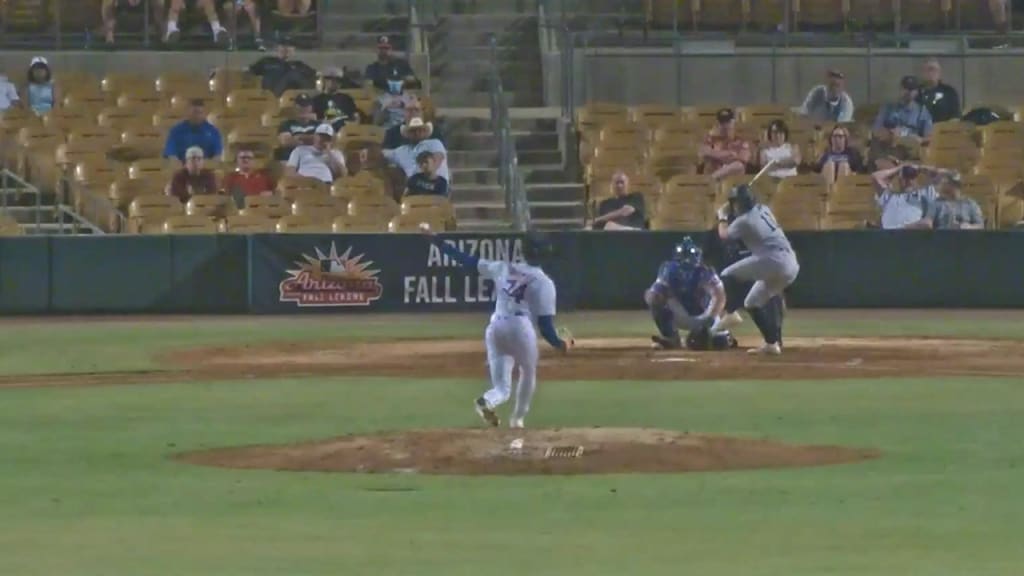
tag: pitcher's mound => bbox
[178,427,877,476]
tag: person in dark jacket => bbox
[313,67,360,131]
[917,58,961,124]
[248,36,317,96]
[364,35,420,91]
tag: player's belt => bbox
[494,312,528,319]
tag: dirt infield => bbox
[165,336,1024,383]
[177,427,878,475]
[1,334,1022,390]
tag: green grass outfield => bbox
[0,310,1022,575]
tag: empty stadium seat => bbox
[128,195,183,234]
[348,196,400,221]
[331,172,389,200]
[339,124,386,146]
[186,195,235,218]
[129,159,176,182]
[109,178,159,210]
[163,215,218,235]
[389,212,447,233]
[275,214,333,233]
[42,109,94,133]
[291,196,347,221]
[630,105,685,127]
[225,88,278,113]
[828,174,878,227]
[332,214,390,232]
[155,72,209,95]
[276,175,329,201]
[220,214,277,233]
[400,195,456,230]
[119,128,165,158]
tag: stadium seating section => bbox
[646,0,993,32]
[578,102,1024,230]
[0,69,453,235]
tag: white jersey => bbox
[727,204,793,257]
[478,259,557,319]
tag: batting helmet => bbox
[522,231,554,264]
[728,184,756,215]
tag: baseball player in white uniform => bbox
[711,184,800,355]
[422,226,570,429]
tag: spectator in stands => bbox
[163,99,223,162]
[166,146,219,203]
[286,124,347,184]
[872,163,945,230]
[917,172,984,230]
[988,0,1019,33]
[759,119,801,179]
[383,100,445,149]
[102,0,165,45]
[364,35,418,91]
[874,76,933,142]
[591,171,645,231]
[223,146,275,208]
[918,59,961,123]
[248,36,317,96]
[819,125,864,183]
[24,57,56,116]
[275,93,318,161]
[867,117,913,172]
[698,108,751,182]
[797,69,854,124]
[224,0,264,51]
[166,0,228,44]
[313,68,360,131]
[381,118,450,183]
[0,73,21,112]
[373,72,418,130]
[276,0,311,16]
[405,151,450,197]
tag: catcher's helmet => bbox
[522,230,554,263]
[673,236,702,266]
[728,184,756,215]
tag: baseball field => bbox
[2,309,1023,575]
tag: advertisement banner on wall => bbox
[249,233,532,313]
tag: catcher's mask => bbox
[673,236,702,267]
[728,184,756,215]
[522,230,554,264]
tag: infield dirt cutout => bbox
[178,427,878,475]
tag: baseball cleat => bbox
[711,311,743,334]
[747,342,782,356]
[474,397,499,427]
[650,335,682,350]
[509,418,525,429]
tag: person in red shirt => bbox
[699,108,752,182]
[222,147,276,208]
[166,146,219,203]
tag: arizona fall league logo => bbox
[279,243,383,307]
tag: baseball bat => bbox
[748,159,777,187]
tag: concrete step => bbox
[455,218,514,232]
[530,218,586,231]
[448,149,498,168]
[530,202,586,220]
[524,166,576,183]
[441,116,557,133]
[526,184,585,203]
[455,202,509,221]
[452,183,504,202]
[451,167,500,185]
[435,90,542,107]
[445,131,558,151]
[518,149,563,165]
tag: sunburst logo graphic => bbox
[279,243,383,307]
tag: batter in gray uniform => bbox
[710,184,800,355]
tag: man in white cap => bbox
[286,124,347,184]
[381,117,450,182]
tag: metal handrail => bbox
[488,34,530,232]
[1,169,43,234]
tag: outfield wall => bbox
[1,231,1022,314]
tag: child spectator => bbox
[405,151,449,197]
[24,57,56,116]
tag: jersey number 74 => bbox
[503,279,529,303]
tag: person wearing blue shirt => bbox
[163,99,223,162]
[873,76,934,142]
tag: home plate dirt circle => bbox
[177,428,878,476]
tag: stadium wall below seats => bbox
[0,232,1022,314]
[552,49,1024,107]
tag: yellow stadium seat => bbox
[109,177,159,210]
[209,69,261,93]
[683,106,726,128]
[339,124,386,146]
[168,92,220,110]
[155,72,209,95]
[848,0,896,29]
[42,109,94,132]
[129,158,177,182]
[925,145,979,173]
[979,123,1024,149]
[276,175,329,201]
[128,195,183,233]
[227,126,277,149]
[698,0,747,29]
[275,214,333,233]
[62,91,113,113]
[291,196,347,221]
[388,211,447,233]
[579,103,629,126]
[400,195,456,230]
[331,172,388,200]
[348,196,400,220]
[101,73,151,94]
[828,174,878,225]
[332,214,390,232]
[186,194,235,218]
[241,195,292,219]
[116,90,165,110]
[98,106,155,131]
[738,105,788,125]
[119,128,164,158]
[207,110,251,134]
[220,214,277,233]
[775,173,829,201]
[225,88,278,113]
[163,214,218,235]
[75,162,124,189]
[900,0,952,30]
[750,0,787,30]
[630,105,686,127]
[55,142,104,168]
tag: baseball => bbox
[418,222,432,233]
[509,438,524,451]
